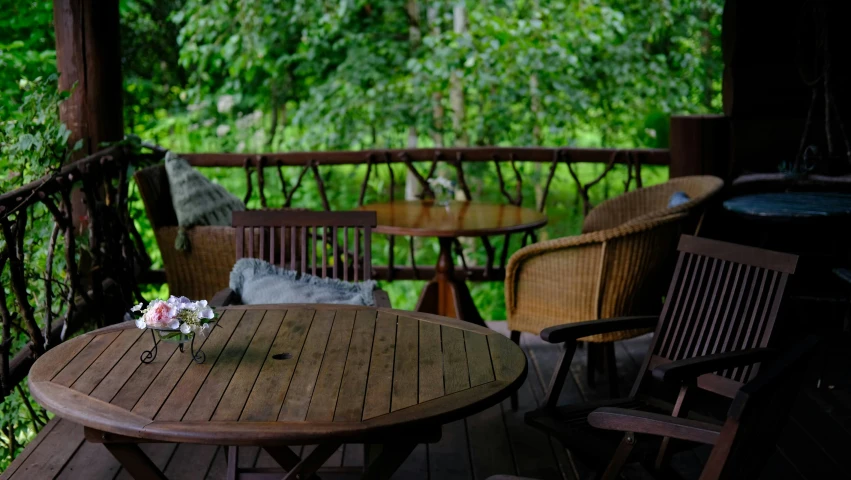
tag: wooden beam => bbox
[53,0,124,156]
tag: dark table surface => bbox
[723,192,851,219]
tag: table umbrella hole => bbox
[272,353,292,360]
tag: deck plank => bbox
[307,310,356,422]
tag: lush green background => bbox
[1,0,723,469]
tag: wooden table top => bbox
[28,305,526,446]
[723,192,851,219]
[358,200,547,237]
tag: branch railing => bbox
[0,144,670,405]
[0,145,153,403]
[179,147,669,282]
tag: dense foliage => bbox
[0,0,723,469]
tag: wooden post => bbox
[669,115,731,179]
[53,0,124,155]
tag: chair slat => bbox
[269,224,275,264]
[332,227,339,279]
[280,226,285,268]
[301,226,307,274]
[354,228,360,282]
[260,226,266,262]
[248,227,255,258]
[672,255,711,360]
[364,226,372,281]
[660,253,698,358]
[343,227,349,282]
[235,226,244,260]
[291,226,297,271]
[311,227,317,276]
[322,227,327,278]
[681,257,721,359]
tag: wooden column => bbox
[669,115,731,179]
[53,0,124,155]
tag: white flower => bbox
[198,323,211,337]
[131,303,144,312]
[167,319,180,330]
[180,323,192,335]
[217,95,235,114]
[198,306,215,320]
[135,319,147,329]
[216,124,231,137]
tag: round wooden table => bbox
[29,305,526,480]
[358,200,547,326]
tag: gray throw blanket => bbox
[230,258,376,306]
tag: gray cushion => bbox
[164,151,245,251]
[230,258,376,306]
[667,190,690,208]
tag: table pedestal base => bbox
[415,238,486,327]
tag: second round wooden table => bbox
[358,200,548,326]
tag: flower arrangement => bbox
[132,296,215,336]
[131,296,216,364]
[427,175,456,206]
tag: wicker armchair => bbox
[582,175,724,235]
[134,165,249,300]
[505,213,689,399]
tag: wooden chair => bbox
[525,235,798,474]
[488,336,818,480]
[588,336,818,479]
[211,210,391,308]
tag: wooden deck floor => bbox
[2,322,696,480]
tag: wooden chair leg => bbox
[604,342,620,398]
[586,343,597,388]
[509,330,521,411]
[601,432,636,480]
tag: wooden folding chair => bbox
[525,235,798,474]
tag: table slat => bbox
[333,309,377,422]
[71,328,144,395]
[442,326,470,395]
[465,331,495,387]
[176,309,266,421]
[212,310,286,421]
[362,312,398,420]
[279,309,336,421]
[241,309,314,421]
[418,321,444,403]
[131,309,243,419]
[53,331,122,387]
[391,315,419,412]
[306,310,356,422]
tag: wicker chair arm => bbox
[588,407,722,445]
[652,348,777,384]
[540,316,659,344]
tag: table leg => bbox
[361,441,419,480]
[102,442,168,480]
[415,237,486,326]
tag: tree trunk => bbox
[428,6,445,147]
[450,2,468,147]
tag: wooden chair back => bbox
[635,235,799,399]
[700,336,817,480]
[233,210,377,282]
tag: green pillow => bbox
[164,151,245,252]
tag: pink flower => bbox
[142,300,179,329]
